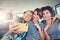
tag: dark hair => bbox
[34,8,42,18]
[41,6,55,17]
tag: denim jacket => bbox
[47,19,60,40]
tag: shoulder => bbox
[54,18,60,23]
[27,21,33,25]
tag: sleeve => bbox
[57,18,60,23]
[59,19,60,23]
[1,32,14,40]
[47,19,60,35]
[40,20,46,29]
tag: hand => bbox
[40,30,45,40]
[46,35,51,40]
[34,23,41,31]
[46,19,52,25]
[9,22,24,34]
[44,28,51,40]
[53,15,60,22]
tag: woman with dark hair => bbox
[33,8,45,40]
[41,6,60,40]
[34,8,42,19]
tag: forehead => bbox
[43,10,51,14]
[34,11,37,12]
[33,14,39,17]
[43,10,50,13]
[34,11,37,14]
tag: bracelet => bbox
[38,29,41,32]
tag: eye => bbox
[30,15,32,17]
[43,13,45,15]
[46,12,49,14]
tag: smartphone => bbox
[17,23,28,32]
[15,16,28,32]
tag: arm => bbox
[55,15,60,22]
[1,32,14,40]
[34,23,45,40]
[53,15,60,22]
[56,15,60,19]
[1,22,25,40]
[44,25,51,40]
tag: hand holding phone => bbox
[17,23,28,32]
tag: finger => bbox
[9,22,15,28]
[13,31,24,34]
[9,27,19,33]
[9,22,19,29]
[9,25,19,31]
[53,17,56,22]
[9,24,18,29]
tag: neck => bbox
[33,20,38,24]
[46,18,53,25]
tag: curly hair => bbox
[41,6,55,17]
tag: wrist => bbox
[38,29,42,32]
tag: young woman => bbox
[25,11,45,40]
[33,8,45,40]
[41,6,60,40]
[1,10,33,40]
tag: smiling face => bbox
[33,14,39,22]
[42,10,51,20]
[23,11,33,22]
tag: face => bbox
[23,11,32,22]
[42,10,51,20]
[33,14,39,22]
[34,11,37,15]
